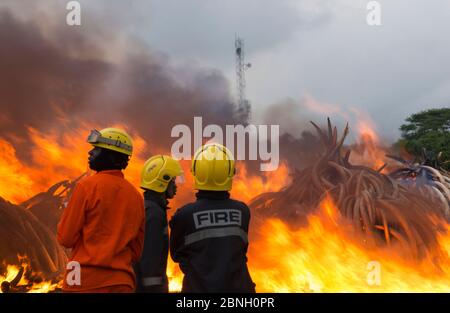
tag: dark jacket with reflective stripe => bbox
[169,191,255,293]
[135,191,169,293]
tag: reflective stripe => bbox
[184,226,248,246]
[88,129,132,152]
[97,136,132,152]
[142,276,163,286]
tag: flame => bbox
[0,256,62,293]
[248,196,450,292]
[0,125,148,204]
[232,162,291,203]
[0,138,35,204]
[301,96,389,172]
[2,125,290,292]
[0,125,149,292]
[167,261,183,292]
[165,161,291,292]
[2,124,450,293]
[350,110,388,172]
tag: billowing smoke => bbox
[0,8,240,165]
[0,5,341,179]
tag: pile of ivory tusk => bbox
[250,118,449,260]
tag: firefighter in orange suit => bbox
[57,128,145,293]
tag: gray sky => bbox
[90,0,450,141]
[4,0,450,141]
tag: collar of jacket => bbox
[196,190,230,200]
[96,170,124,178]
[144,190,168,208]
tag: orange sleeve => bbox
[57,183,88,248]
[130,200,145,263]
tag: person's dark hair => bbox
[89,147,130,172]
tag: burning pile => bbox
[0,255,62,293]
[247,119,450,292]
[0,197,66,293]
[0,197,66,275]
[1,118,449,292]
[388,151,450,218]
[247,196,450,292]
[0,162,86,292]
[250,119,449,259]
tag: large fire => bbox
[248,196,450,292]
[1,123,449,293]
[0,125,147,203]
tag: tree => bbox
[398,108,450,170]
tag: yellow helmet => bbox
[191,143,235,191]
[87,128,133,156]
[141,155,183,192]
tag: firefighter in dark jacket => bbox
[169,143,256,293]
[135,155,183,293]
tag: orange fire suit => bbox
[57,170,145,292]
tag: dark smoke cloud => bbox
[0,10,110,136]
[261,98,331,171]
[0,8,240,164]
[0,7,320,178]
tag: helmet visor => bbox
[87,129,102,144]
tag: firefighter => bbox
[135,155,183,293]
[169,143,256,293]
[57,128,145,293]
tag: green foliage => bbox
[399,108,450,170]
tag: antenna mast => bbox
[235,35,251,123]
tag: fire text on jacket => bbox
[193,209,242,229]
